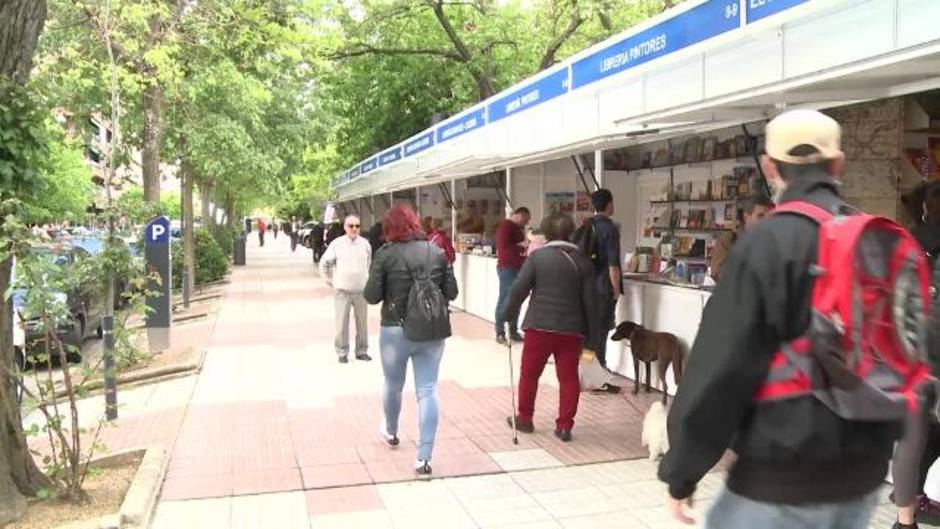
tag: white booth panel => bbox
[898,0,940,48]
[704,33,783,99]
[605,170,638,254]
[784,0,894,79]
[562,93,600,147]
[644,57,704,115]
[511,164,543,217]
[597,79,645,133]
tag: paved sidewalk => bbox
[28,234,900,528]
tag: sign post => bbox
[145,216,172,352]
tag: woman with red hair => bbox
[364,204,458,478]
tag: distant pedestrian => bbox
[427,218,455,264]
[289,216,299,252]
[363,204,458,478]
[257,218,266,247]
[364,222,384,254]
[311,222,326,262]
[494,207,530,345]
[272,218,280,239]
[501,212,597,442]
[320,215,372,363]
[325,221,343,247]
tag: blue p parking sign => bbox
[144,216,172,351]
[146,216,171,245]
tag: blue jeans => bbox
[380,326,445,462]
[495,267,520,336]
[705,487,878,529]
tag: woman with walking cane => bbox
[500,211,598,442]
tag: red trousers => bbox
[517,329,582,430]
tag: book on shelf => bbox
[722,175,739,199]
[687,209,706,229]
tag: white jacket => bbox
[319,235,372,292]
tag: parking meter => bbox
[144,216,172,352]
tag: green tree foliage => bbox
[115,187,181,224]
[322,0,674,163]
[21,133,94,225]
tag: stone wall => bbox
[823,98,907,220]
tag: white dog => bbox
[641,401,670,461]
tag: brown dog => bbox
[611,321,683,404]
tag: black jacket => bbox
[363,238,458,326]
[501,241,599,341]
[658,169,902,505]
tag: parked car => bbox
[15,244,105,364]
[70,235,134,309]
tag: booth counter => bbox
[611,277,712,396]
[452,252,499,322]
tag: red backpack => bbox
[754,201,932,421]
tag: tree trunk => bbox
[142,82,163,203]
[224,195,236,229]
[199,181,214,230]
[182,163,196,295]
[0,1,46,83]
[0,260,50,526]
[0,1,53,524]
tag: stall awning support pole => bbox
[505,167,513,216]
[450,179,457,245]
[594,150,605,189]
[572,156,594,195]
[438,182,456,210]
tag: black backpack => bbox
[396,243,451,342]
[571,217,598,263]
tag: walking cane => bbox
[506,323,519,445]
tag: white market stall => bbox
[332,0,940,393]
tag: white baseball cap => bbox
[765,109,842,164]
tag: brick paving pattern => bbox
[25,235,901,528]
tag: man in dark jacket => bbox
[585,189,622,394]
[659,109,902,528]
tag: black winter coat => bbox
[501,241,598,344]
[363,238,458,327]
[659,169,901,505]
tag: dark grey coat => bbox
[501,241,598,344]
[363,239,458,327]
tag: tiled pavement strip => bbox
[27,235,900,528]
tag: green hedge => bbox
[210,224,240,257]
[172,228,230,288]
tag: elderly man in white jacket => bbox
[319,215,373,363]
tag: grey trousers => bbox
[335,290,368,358]
[705,487,878,529]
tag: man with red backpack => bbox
[659,109,932,528]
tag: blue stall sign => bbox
[436,108,486,144]
[488,68,570,123]
[379,147,402,166]
[746,0,809,23]
[349,166,361,179]
[571,0,741,89]
[361,158,377,174]
[145,216,171,246]
[404,131,435,158]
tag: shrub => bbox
[210,224,238,257]
[172,228,229,288]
